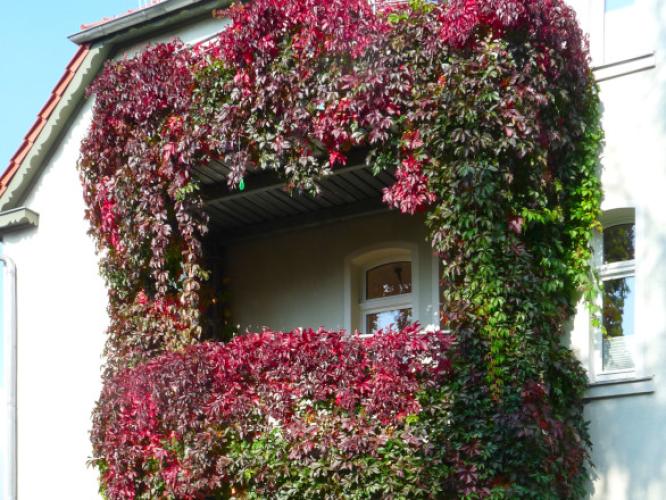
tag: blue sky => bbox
[0,1,140,170]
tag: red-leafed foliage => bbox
[79,0,603,497]
[92,326,454,499]
[383,153,437,214]
[80,41,208,369]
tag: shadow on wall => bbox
[587,207,666,500]
[587,393,666,499]
[588,16,666,494]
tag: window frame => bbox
[344,243,422,335]
[569,0,655,73]
[343,243,441,335]
[359,257,414,335]
[590,208,640,383]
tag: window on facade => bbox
[599,221,636,374]
[361,260,413,334]
[568,0,652,66]
[603,0,651,64]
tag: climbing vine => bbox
[80,0,603,497]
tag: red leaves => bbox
[79,0,597,495]
[163,114,184,138]
[136,290,149,305]
[217,0,381,67]
[160,142,177,167]
[439,0,588,83]
[508,215,523,234]
[383,155,437,215]
[96,177,121,251]
[439,0,481,48]
[92,326,455,498]
[402,130,424,151]
[80,40,209,371]
[327,149,347,167]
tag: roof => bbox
[0,46,89,198]
[69,0,221,45]
[79,1,167,31]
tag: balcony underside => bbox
[195,152,395,243]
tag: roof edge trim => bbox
[0,46,90,200]
[69,0,222,45]
[0,45,110,211]
[0,208,39,235]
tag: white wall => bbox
[2,99,108,499]
[566,1,666,498]
[119,15,230,57]
[583,63,666,500]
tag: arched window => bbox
[344,245,419,335]
[361,259,413,334]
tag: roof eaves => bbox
[78,0,167,31]
[0,45,90,199]
[69,0,213,45]
[0,207,40,235]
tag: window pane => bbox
[605,0,634,11]
[366,308,412,333]
[366,261,411,299]
[603,223,634,263]
[604,0,650,63]
[602,276,636,371]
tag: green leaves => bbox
[83,0,602,497]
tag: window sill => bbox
[593,52,656,82]
[584,375,655,401]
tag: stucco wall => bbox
[1,99,107,499]
[566,1,666,498]
[581,69,666,499]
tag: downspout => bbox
[1,256,17,500]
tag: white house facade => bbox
[0,0,665,498]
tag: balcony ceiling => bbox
[195,151,394,242]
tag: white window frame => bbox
[590,208,640,383]
[344,243,421,335]
[359,256,414,335]
[568,0,655,81]
[344,243,443,335]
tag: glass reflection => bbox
[366,261,412,299]
[603,223,634,264]
[602,276,635,371]
[366,308,412,333]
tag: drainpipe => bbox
[1,256,17,500]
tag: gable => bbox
[0,0,229,217]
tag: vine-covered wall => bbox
[79,0,603,497]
